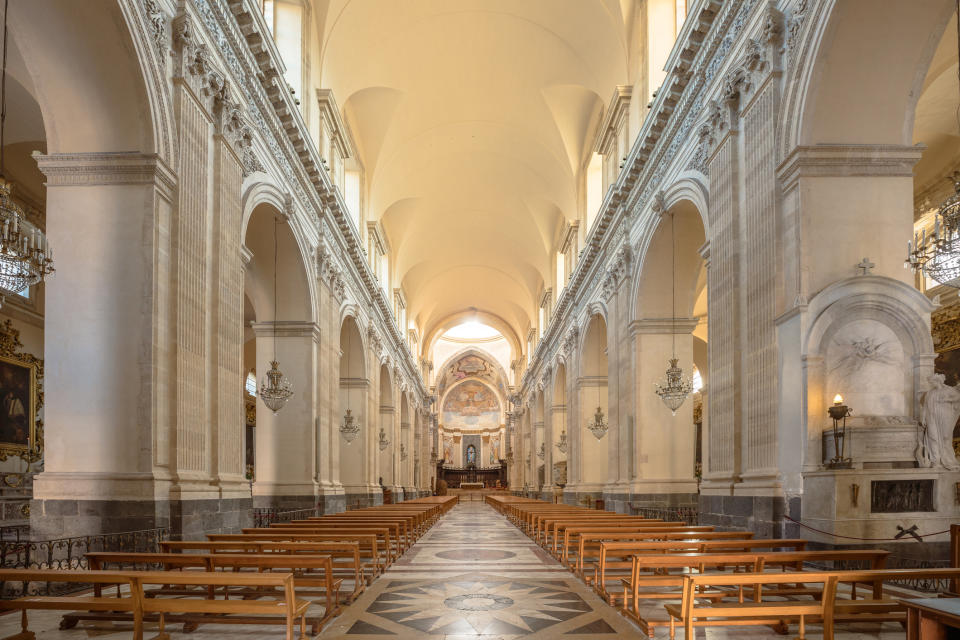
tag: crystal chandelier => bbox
[587,406,608,440]
[654,211,693,415]
[340,409,360,444]
[537,442,544,460]
[378,426,390,451]
[906,172,960,287]
[0,4,53,299]
[259,216,293,414]
[555,429,567,453]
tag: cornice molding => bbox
[777,144,925,194]
[33,152,177,195]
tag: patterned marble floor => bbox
[319,502,911,640]
[0,502,915,638]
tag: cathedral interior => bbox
[0,0,957,638]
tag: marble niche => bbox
[800,275,957,543]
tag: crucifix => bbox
[856,257,875,276]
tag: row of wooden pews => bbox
[487,494,960,640]
[0,495,458,640]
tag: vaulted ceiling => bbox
[313,0,633,346]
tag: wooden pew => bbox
[137,571,309,640]
[160,540,366,602]
[241,526,397,564]
[575,532,755,580]
[617,549,889,630]
[209,531,386,576]
[604,548,888,608]
[666,571,840,640]
[662,568,960,640]
[0,569,310,640]
[0,569,144,639]
[85,551,341,630]
[562,528,753,568]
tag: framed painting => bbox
[0,352,36,459]
[0,320,42,463]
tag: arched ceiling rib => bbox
[314,0,631,343]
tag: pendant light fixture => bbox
[340,324,361,443]
[555,428,568,453]
[655,211,694,415]
[0,0,53,299]
[259,215,294,414]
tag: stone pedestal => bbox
[802,467,959,544]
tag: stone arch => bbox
[631,198,706,322]
[578,313,608,487]
[244,203,314,324]
[339,315,368,491]
[783,0,954,152]
[11,0,158,154]
[422,309,522,364]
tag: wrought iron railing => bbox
[0,527,168,598]
[252,507,319,528]
[632,505,699,525]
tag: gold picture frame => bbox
[0,320,42,463]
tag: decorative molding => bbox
[33,152,176,195]
[629,318,700,336]
[777,144,924,194]
[595,85,632,155]
[250,321,321,342]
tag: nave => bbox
[0,500,933,639]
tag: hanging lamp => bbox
[340,326,361,443]
[378,425,390,451]
[654,211,694,415]
[0,0,53,299]
[555,428,568,453]
[259,216,294,414]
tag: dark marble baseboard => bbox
[698,494,801,538]
[30,497,254,540]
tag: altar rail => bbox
[629,505,699,525]
[251,507,319,528]
[437,462,507,489]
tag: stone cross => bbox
[856,257,875,276]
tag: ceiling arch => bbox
[312,0,632,346]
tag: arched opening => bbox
[552,363,568,488]
[377,362,395,496]
[579,313,608,489]
[338,316,367,498]
[399,392,410,498]
[244,204,315,508]
[632,201,705,498]
[535,389,546,491]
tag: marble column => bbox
[31,152,176,537]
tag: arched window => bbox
[691,366,703,393]
[245,371,257,397]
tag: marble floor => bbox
[0,502,915,638]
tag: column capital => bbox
[33,151,176,197]
[251,321,321,342]
[629,318,699,337]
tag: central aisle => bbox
[321,500,644,638]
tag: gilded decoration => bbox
[0,320,42,463]
[932,301,960,443]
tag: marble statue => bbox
[919,373,960,471]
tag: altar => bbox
[437,460,507,488]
